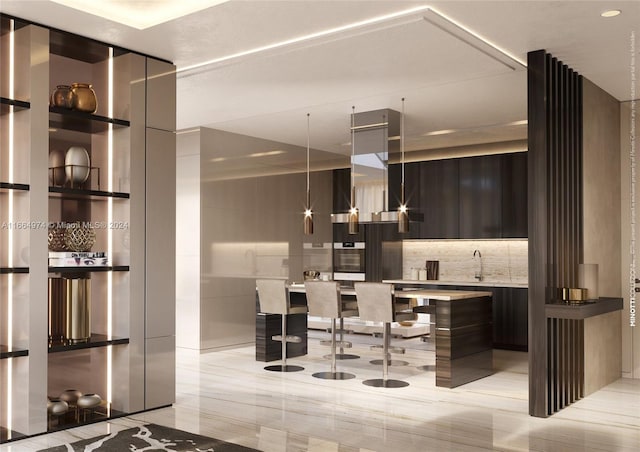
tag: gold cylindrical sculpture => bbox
[64,277,91,344]
[48,277,66,342]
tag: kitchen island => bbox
[285,284,494,388]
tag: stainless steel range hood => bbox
[332,108,423,225]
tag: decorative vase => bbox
[48,277,66,342]
[64,277,91,344]
[47,398,69,416]
[77,393,101,409]
[59,389,82,406]
[48,149,66,186]
[64,222,96,252]
[48,224,67,251]
[70,83,97,113]
[65,145,91,185]
[50,85,73,109]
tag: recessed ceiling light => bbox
[601,10,621,18]
[423,129,456,136]
[249,150,286,158]
[51,0,230,30]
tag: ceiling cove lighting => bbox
[178,5,431,73]
[349,106,359,235]
[601,10,621,18]
[51,0,230,30]
[304,113,313,235]
[398,98,409,234]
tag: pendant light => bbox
[304,113,313,235]
[398,97,409,233]
[348,106,359,234]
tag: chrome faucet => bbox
[473,249,483,281]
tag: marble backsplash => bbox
[402,239,528,284]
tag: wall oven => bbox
[333,242,365,281]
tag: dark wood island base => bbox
[434,296,494,388]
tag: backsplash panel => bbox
[402,239,528,284]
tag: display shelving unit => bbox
[1,14,176,443]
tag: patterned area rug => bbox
[37,423,260,451]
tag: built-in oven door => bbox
[333,242,365,281]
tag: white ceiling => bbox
[1,1,637,160]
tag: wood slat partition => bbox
[528,50,584,417]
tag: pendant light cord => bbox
[351,106,356,206]
[401,98,405,185]
[306,113,310,194]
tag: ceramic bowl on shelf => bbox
[77,393,102,409]
[65,145,91,185]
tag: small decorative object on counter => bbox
[418,268,427,280]
[426,260,439,280]
[50,84,73,108]
[65,145,91,185]
[70,82,97,113]
[410,267,419,280]
[557,287,587,303]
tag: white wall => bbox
[176,130,201,350]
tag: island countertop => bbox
[289,283,492,301]
[383,279,528,289]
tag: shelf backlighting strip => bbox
[107,47,114,410]
[7,18,15,434]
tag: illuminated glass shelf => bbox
[48,266,129,274]
[49,186,129,200]
[0,182,29,191]
[0,96,30,116]
[48,334,129,353]
[49,106,129,134]
[0,267,29,274]
[0,344,29,359]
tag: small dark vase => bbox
[50,85,73,109]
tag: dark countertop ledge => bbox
[545,297,623,320]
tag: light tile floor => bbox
[1,334,638,451]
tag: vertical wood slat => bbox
[529,51,584,417]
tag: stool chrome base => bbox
[265,364,305,372]
[363,378,409,388]
[312,371,356,380]
[370,359,409,366]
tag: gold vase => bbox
[70,83,97,113]
[64,277,91,344]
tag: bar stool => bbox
[329,298,360,361]
[305,280,357,380]
[354,282,411,388]
[256,279,307,372]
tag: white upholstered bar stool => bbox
[256,279,307,372]
[305,281,357,380]
[354,282,410,388]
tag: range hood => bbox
[332,108,423,225]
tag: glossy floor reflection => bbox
[2,334,639,451]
